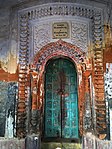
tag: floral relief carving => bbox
[71,22,88,52]
[34,24,50,54]
[33,40,86,72]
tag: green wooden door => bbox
[44,58,79,139]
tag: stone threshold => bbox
[41,142,82,149]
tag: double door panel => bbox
[44,58,79,138]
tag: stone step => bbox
[41,142,82,149]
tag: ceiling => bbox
[0,0,111,10]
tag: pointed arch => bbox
[33,40,86,74]
[30,40,88,136]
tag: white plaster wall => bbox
[105,63,112,140]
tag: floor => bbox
[41,142,82,149]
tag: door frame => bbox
[31,40,89,138]
[43,57,79,140]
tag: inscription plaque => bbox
[52,22,69,39]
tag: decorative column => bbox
[78,65,85,136]
[30,69,39,134]
[93,12,107,139]
[83,69,92,133]
[17,14,29,138]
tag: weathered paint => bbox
[0,138,25,149]
[0,81,8,137]
[5,82,17,138]
[0,64,18,82]
[0,81,17,137]
[83,133,112,149]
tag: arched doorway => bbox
[25,40,87,139]
[44,57,79,139]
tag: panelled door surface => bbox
[44,58,79,139]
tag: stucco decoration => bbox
[92,11,106,139]
[32,20,89,56]
[17,14,29,138]
[33,40,85,71]
[71,22,88,52]
[33,24,50,55]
